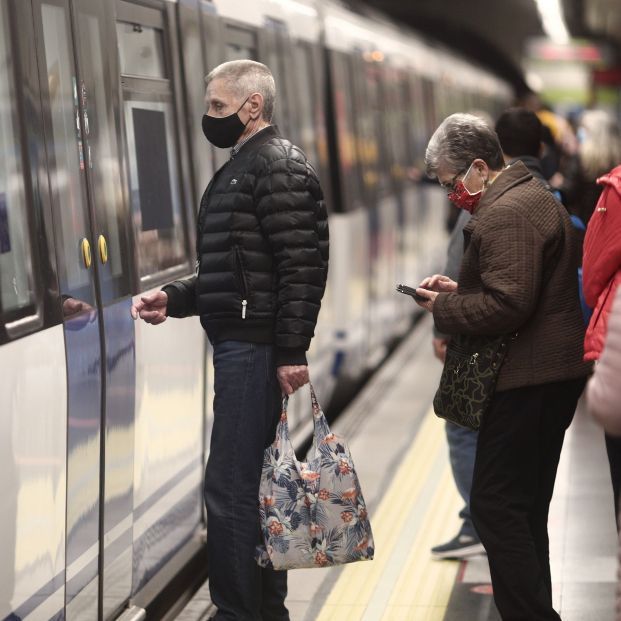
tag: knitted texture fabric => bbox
[434,161,591,392]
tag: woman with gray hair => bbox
[415,113,590,620]
[556,109,621,226]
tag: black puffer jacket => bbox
[163,126,329,366]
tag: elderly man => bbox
[415,114,589,620]
[132,60,329,620]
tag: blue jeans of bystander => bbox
[445,421,479,538]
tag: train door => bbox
[115,0,205,605]
[31,0,136,618]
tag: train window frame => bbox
[116,0,192,290]
[0,1,45,341]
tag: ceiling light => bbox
[535,0,570,44]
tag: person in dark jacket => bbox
[415,113,590,621]
[495,107,550,187]
[131,60,329,621]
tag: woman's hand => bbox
[419,274,457,293]
[415,288,438,312]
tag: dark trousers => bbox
[471,378,585,621]
[604,433,621,529]
[205,341,289,621]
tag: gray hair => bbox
[579,110,621,181]
[425,113,504,177]
[205,60,276,122]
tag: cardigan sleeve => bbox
[588,287,621,436]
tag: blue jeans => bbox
[205,341,289,621]
[445,421,479,539]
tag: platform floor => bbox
[175,315,618,621]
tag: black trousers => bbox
[471,378,585,621]
[604,433,621,529]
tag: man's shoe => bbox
[431,534,485,560]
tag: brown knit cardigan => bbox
[434,160,591,392]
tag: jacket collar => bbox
[598,164,621,196]
[508,155,546,184]
[231,124,280,159]
[474,160,533,216]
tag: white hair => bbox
[579,110,621,181]
[205,60,276,122]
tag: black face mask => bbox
[202,97,250,148]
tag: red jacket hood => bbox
[597,165,621,195]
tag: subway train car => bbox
[0,0,510,619]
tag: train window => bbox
[117,22,166,79]
[128,105,176,232]
[330,51,362,211]
[224,25,257,61]
[291,43,319,169]
[41,2,93,295]
[118,6,189,286]
[262,27,292,138]
[214,24,258,170]
[0,5,36,318]
[355,57,383,201]
[421,78,437,136]
[408,75,429,168]
[383,67,410,183]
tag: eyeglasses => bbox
[439,170,465,192]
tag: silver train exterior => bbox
[0,0,510,619]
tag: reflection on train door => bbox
[32,0,136,618]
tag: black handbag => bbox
[432,333,512,430]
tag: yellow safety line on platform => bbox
[316,410,463,621]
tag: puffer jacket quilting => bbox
[164,126,329,366]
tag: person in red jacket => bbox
[583,164,621,524]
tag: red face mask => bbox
[447,162,483,214]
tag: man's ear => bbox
[248,92,264,120]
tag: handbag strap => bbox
[279,383,332,459]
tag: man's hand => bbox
[432,337,449,363]
[131,291,168,325]
[277,365,309,396]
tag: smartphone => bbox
[396,284,428,303]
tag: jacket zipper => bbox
[234,245,249,319]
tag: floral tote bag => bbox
[255,385,374,570]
